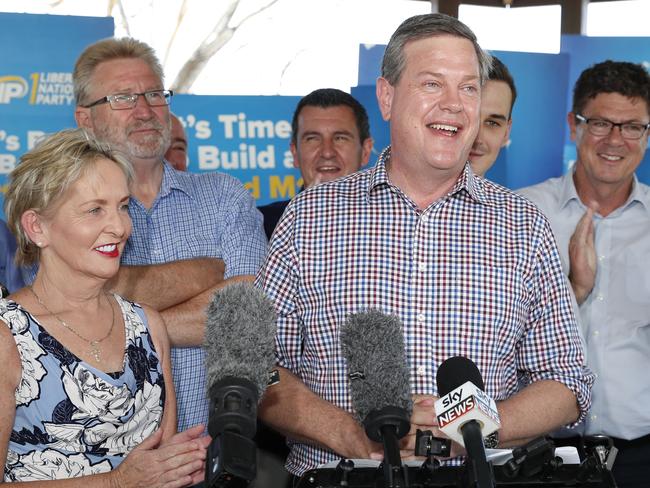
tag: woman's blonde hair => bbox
[4,128,133,266]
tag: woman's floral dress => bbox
[0,295,166,481]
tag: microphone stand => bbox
[461,420,495,488]
[205,378,258,487]
[364,406,410,488]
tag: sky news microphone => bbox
[341,309,413,487]
[435,356,499,488]
[203,282,277,487]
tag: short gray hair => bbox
[73,37,164,106]
[381,13,492,86]
[4,128,133,266]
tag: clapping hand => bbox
[114,424,210,488]
[569,204,598,305]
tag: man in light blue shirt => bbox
[72,37,267,436]
[519,60,650,488]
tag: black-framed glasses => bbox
[82,89,174,110]
[575,114,650,140]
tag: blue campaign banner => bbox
[171,94,302,205]
[0,13,114,217]
[356,45,570,190]
[560,35,650,184]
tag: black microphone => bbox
[341,309,413,488]
[203,282,277,487]
[435,356,497,488]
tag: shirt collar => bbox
[368,146,392,193]
[557,167,582,210]
[560,165,649,215]
[158,160,194,199]
[625,175,650,214]
[368,145,489,205]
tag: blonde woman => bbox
[0,129,209,486]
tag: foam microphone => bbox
[435,356,498,488]
[203,282,277,487]
[341,310,413,487]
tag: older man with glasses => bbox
[71,38,267,442]
[519,60,650,488]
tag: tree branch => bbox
[163,0,188,69]
[107,0,131,37]
[171,0,280,93]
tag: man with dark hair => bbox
[519,60,650,488]
[469,55,517,176]
[258,13,592,478]
[258,88,373,238]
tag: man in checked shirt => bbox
[257,13,593,478]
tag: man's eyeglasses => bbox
[575,114,650,140]
[82,89,174,110]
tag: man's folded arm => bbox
[109,257,225,310]
[160,274,254,347]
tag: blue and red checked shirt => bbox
[257,147,594,476]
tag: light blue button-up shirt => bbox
[122,163,267,432]
[519,170,650,440]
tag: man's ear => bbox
[567,112,578,142]
[376,77,394,122]
[360,138,374,167]
[21,209,48,248]
[75,106,92,130]
[290,141,300,169]
[501,119,513,148]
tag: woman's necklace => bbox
[28,286,115,363]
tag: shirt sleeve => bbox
[218,176,268,279]
[255,201,303,372]
[518,213,595,426]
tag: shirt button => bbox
[417,313,425,323]
[598,255,605,261]
[597,294,604,301]
[591,415,597,421]
[421,214,429,223]
[593,330,599,336]
[416,366,426,376]
[418,262,427,272]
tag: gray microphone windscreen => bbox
[204,282,277,399]
[341,309,413,422]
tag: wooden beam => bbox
[435,0,587,34]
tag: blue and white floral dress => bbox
[0,295,166,481]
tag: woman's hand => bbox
[113,425,210,488]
